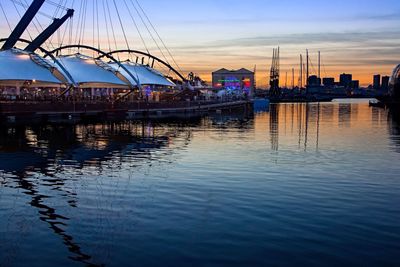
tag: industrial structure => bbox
[269,47,280,97]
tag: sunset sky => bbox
[1,0,399,87]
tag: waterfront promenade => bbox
[0,99,253,123]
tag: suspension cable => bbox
[134,0,183,73]
[22,0,59,51]
[78,0,88,49]
[73,0,84,47]
[45,0,68,11]
[105,0,119,54]
[10,0,53,19]
[122,0,149,54]
[60,0,75,48]
[95,0,100,51]
[92,0,95,55]
[101,0,112,52]
[112,0,130,51]
[129,0,169,65]
[0,1,12,32]
[10,0,34,40]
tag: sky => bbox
[1,0,400,87]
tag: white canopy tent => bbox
[55,54,132,89]
[110,62,175,87]
[0,49,66,87]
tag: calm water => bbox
[1,99,399,267]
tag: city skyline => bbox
[0,0,399,86]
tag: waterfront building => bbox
[212,68,255,97]
[351,80,360,89]
[373,74,381,90]
[340,73,352,89]
[382,76,390,91]
[308,75,321,86]
[323,78,335,87]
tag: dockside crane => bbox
[269,47,281,97]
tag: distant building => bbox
[373,74,381,90]
[323,77,335,87]
[382,76,390,91]
[212,68,255,96]
[340,73,352,88]
[351,80,360,89]
[308,75,321,86]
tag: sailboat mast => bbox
[285,71,288,88]
[318,51,321,82]
[300,54,303,88]
[306,49,309,87]
[292,68,295,89]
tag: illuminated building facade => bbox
[212,68,255,97]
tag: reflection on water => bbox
[388,107,400,152]
[1,100,400,267]
[0,120,201,266]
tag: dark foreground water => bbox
[1,99,399,267]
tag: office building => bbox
[308,75,321,86]
[351,80,360,89]
[373,74,381,90]
[323,78,335,87]
[340,73,352,88]
[382,76,390,91]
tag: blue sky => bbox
[1,0,399,86]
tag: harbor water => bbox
[0,99,399,266]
